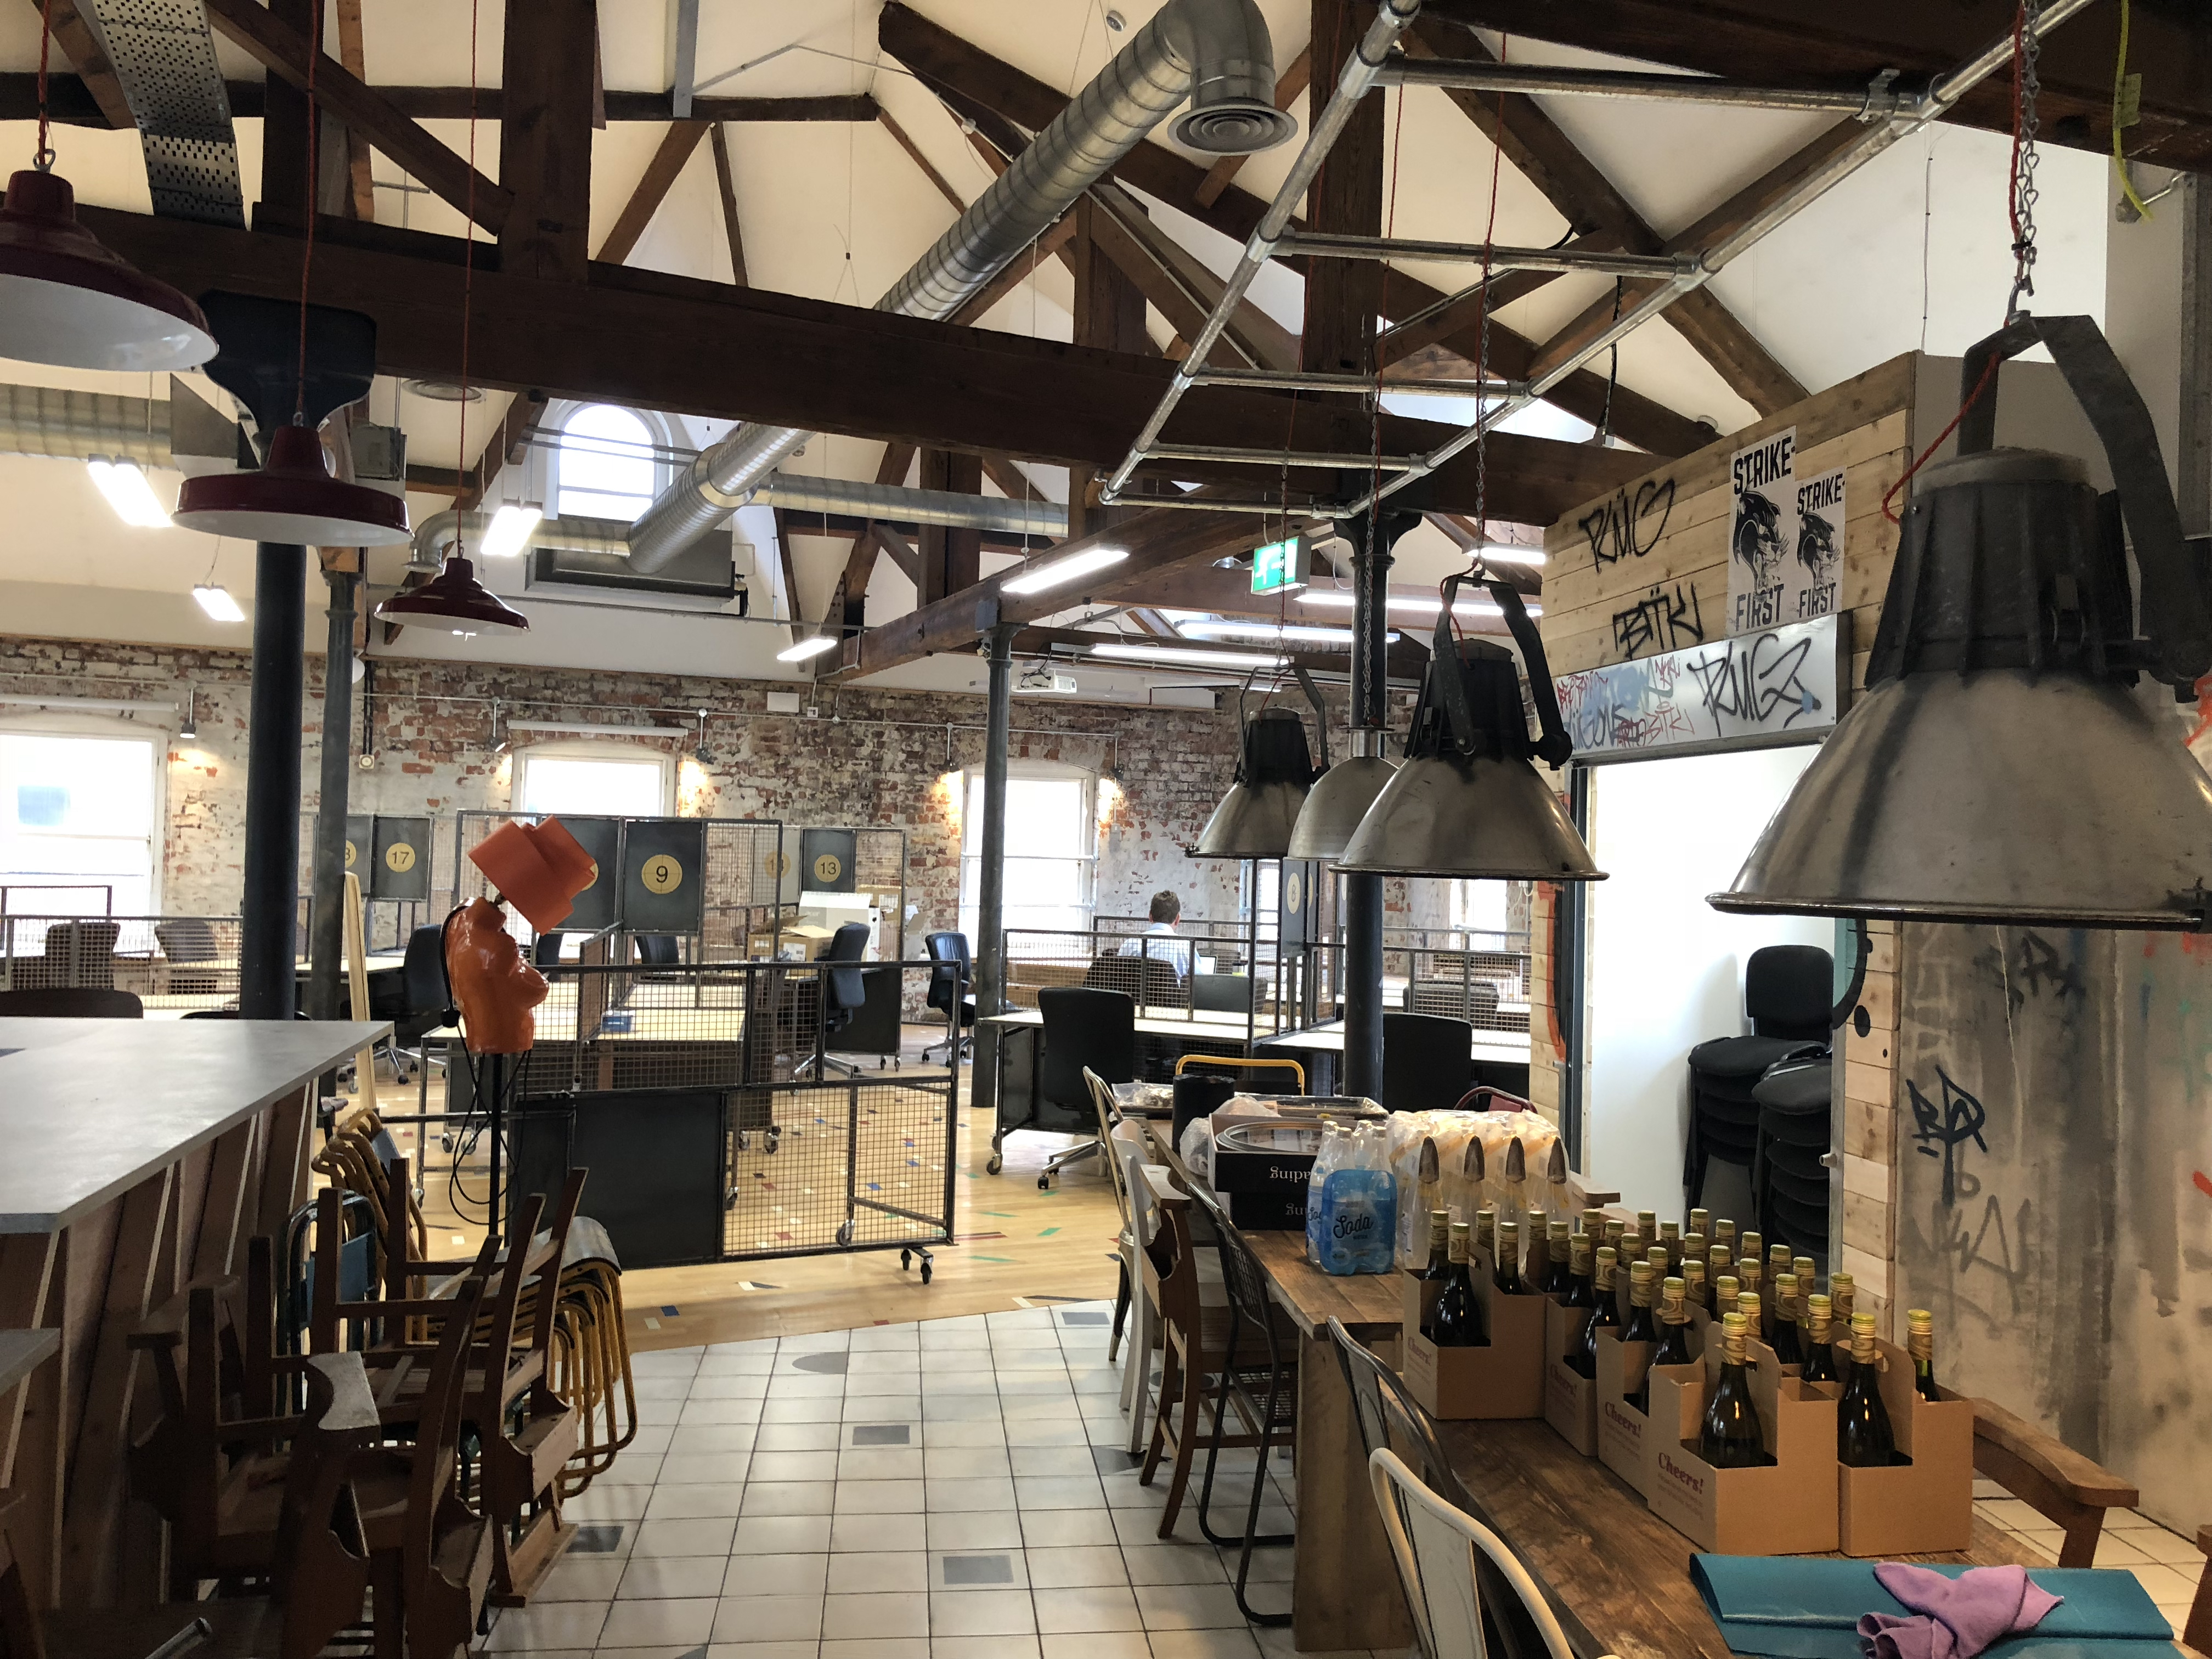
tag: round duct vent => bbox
[1172,98,1296,155]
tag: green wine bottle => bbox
[1417,1210,1452,1340]
[1768,1272,1804,1367]
[1837,1312,1898,1465]
[1688,1206,1711,1240]
[1493,1220,1526,1295]
[1473,1207,1497,1261]
[1521,1210,1550,1290]
[1430,1222,1490,1348]
[1632,1276,1694,1415]
[1799,1294,1838,1385]
[1622,1261,1659,1344]
[1545,1221,1574,1295]
[1713,1217,1737,1254]
[1699,1312,1774,1468]
[1681,1257,1709,1311]
[1658,1218,1682,1267]
[1908,1308,1941,1403]
[1560,1232,1595,1312]
[1571,1245,1622,1378]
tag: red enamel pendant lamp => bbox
[376,553,528,631]
[173,424,412,545]
[0,168,217,371]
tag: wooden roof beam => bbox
[596,121,709,265]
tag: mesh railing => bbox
[1000,927,1319,1034]
[0,914,245,1011]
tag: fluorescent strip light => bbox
[87,457,171,528]
[479,503,543,558]
[506,719,685,737]
[777,634,839,662]
[1087,642,1293,671]
[1296,591,1542,618]
[193,584,246,622]
[1481,546,1545,566]
[1001,546,1129,596]
[1176,619,1385,646]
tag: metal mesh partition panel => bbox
[0,913,242,1009]
[464,960,958,1265]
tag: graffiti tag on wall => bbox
[1553,613,1841,757]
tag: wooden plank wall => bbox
[1533,353,1921,1328]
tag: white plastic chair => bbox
[1367,1448,1615,1659]
[1114,1131,1164,1453]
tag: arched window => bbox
[554,403,658,521]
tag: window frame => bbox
[0,713,170,916]
[541,399,681,524]
[957,760,1098,949]
[511,742,676,819]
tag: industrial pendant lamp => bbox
[174,425,410,544]
[1286,727,1395,860]
[1335,574,1604,881]
[1713,315,2212,929]
[1193,693,1320,859]
[377,552,528,631]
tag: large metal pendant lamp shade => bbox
[1286,726,1396,860]
[1713,315,2212,930]
[1194,700,1319,858]
[0,169,216,371]
[174,424,411,545]
[376,554,529,631]
[1335,576,1604,881]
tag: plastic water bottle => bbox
[1321,1128,1395,1277]
[1305,1122,1341,1265]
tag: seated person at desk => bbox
[1116,890,1193,980]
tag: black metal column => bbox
[1342,510,1407,1103]
[240,541,308,1020]
[970,620,1015,1124]
[308,570,356,1021]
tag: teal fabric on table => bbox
[1690,1556,2175,1659]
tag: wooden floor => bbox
[343,1035,1124,1355]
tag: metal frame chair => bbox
[1369,1448,1617,1659]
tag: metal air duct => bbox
[624,0,1291,573]
[1712,315,2212,929]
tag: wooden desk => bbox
[1435,1419,2039,1659]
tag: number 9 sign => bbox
[642,855,684,895]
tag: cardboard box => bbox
[1400,1260,1547,1420]
[1832,1338,1976,1556]
[1210,1126,1320,1231]
[1645,1329,1839,1554]
[757,922,835,960]
[1542,1297,1598,1454]
[1594,1327,1658,1494]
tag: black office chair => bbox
[154,918,222,997]
[388,924,453,1084]
[1753,1053,1833,1260]
[1192,972,1253,1014]
[921,930,975,1063]
[795,921,870,1081]
[633,934,682,980]
[532,932,565,969]
[1381,1012,1473,1113]
[0,986,141,1017]
[1034,986,1137,1189]
[1684,944,1832,1207]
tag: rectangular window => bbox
[514,750,671,818]
[960,772,1095,951]
[0,731,159,915]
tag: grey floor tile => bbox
[839,1448,926,1481]
[634,1517,739,1559]
[733,1515,836,1555]
[831,1513,930,1554]
[659,1453,755,1486]
[1025,1547,1128,1590]
[620,1558,735,1600]
[929,1550,1028,1590]
[539,1558,627,1601]
[723,1554,831,1599]
[743,1482,838,1516]
[599,1597,720,1647]
[1033,1587,1144,1635]
[821,1593,931,1640]
[752,1451,843,1483]
[1135,1585,1248,1632]
[1020,1511,1120,1549]
[927,1511,1028,1551]
[835,1479,927,1514]
[928,1477,1018,1512]
[929,1590,1038,1637]
[827,1552,930,1595]
[709,1596,827,1644]
[1015,1477,1106,1510]
[645,1485,747,1521]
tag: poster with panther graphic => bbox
[1790,463,1845,623]
[1728,427,1797,633]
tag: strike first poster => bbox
[1728,427,1796,633]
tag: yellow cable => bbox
[2113,0,2153,219]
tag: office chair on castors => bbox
[1031,986,1136,1189]
[795,922,870,1080]
[921,930,975,1063]
[1684,944,1831,1208]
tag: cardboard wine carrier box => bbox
[1645,1331,1839,1554]
[1543,1298,1598,1454]
[1400,1256,1547,1420]
[1829,1336,1975,1556]
[1594,1327,1658,1494]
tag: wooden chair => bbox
[1082,1068,1136,1360]
[1969,1397,2139,1567]
[318,1170,588,1603]
[2184,1525,2209,1654]
[1136,1171,1266,1541]
[1109,1125,1166,1455]
[1368,1448,1618,1659]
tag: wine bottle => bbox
[1635,1210,1658,1248]
[1472,1206,1496,1259]
[1713,1217,1737,1252]
[1908,1308,1940,1403]
[1768,1273,1804,1367]
[1522,1210,1550,1289]
[1681,1257,1709,1310]
[1580,1206,1606,1246]
[1709,1242,1734,1281]
[1837,1311,1898,1466]
[1622,1261,1659,1344]
[1699,1313,1774,1468]
[1792,1255,1818,1298]
[1682,1231,1711,1272]
[1545,1221,1574,1295]
[1688,1206,1711,1240]
[1430,1222,1490,1347]
[1799,1293,1837,1384]
[1571,1245,1622,1378]
[1714,1274,1740,1311]
[1632,1276,1694,1415]
[1560,1232,1595,1316]
[1768,1243,1792,1282]
[1493,1220,1525,1295]
[1602,1217,1627,1265]
[1647,1245,1671,1282]
[1735,1290,1761,1341]
[1417,1210,1452,1339]
[1740,1230,1764,1271]
[1658,1218,1683,1267]
[1739,1255,1766,1336]
[1829,1273,1857,1369]
[1617,1229,1644,1278]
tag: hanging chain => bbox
[2006,0,2044,322]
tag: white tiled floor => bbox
[496,1302,1339,1659]
[1970,1481,2203,1639]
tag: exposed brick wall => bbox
[0,635,1266,944]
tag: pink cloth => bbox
[1858,1564,2063,1659]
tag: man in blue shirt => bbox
[1116,889,1192,978]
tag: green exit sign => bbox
[1250,533,1309,594]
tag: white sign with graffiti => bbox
[1554,614,1843,756]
